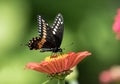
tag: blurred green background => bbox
[0,0,120,84]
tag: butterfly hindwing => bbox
[28,37,41,50]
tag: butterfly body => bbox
[28,13,64,53]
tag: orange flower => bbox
[26,51,91,76]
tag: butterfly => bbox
[28,13,64,53]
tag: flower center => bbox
[45,54,68,62]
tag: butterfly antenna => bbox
[62,42,74,51]
[63,42,74,47]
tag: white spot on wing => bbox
[61,21,63,24]
[55,26,58,29]
[57,23,59,26]
[59,18,61,21]
[58,21,60,24]
[53,31,56,35]
[38,29,41,32]
[54,28,57,32]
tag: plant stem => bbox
[42,79,50,84]
[58,79,65,84]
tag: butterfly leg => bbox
[40,48,52,52]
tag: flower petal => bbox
[70,51,91,68]
[65,52,77,70]
[26,62,50,73]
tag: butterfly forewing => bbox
[38,15,56,48]
[51,13,64,47]
[38,15,48,38]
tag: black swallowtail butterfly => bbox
[28,13,64,52]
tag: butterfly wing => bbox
[28,13,64,52]
[51,13,64,48]
[28,16,49,50]
[38,15,56,48]
[38,15,48,38]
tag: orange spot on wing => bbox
[38,38,46,48]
